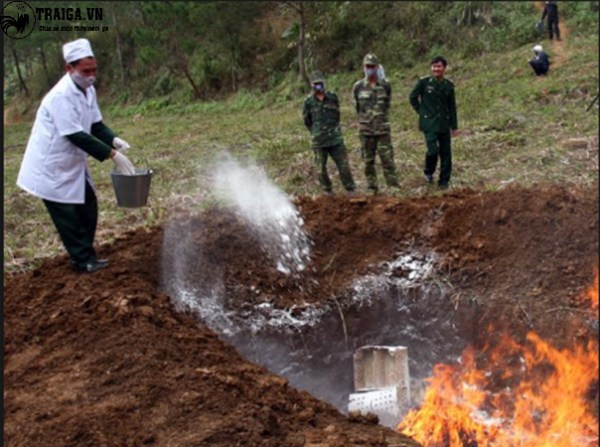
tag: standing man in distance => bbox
[541,0,561,41]
[352,53,400,195]
[303,70,356,195]
[409,56,458,190]
[17,38,136,273]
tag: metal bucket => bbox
[111,168,153,208]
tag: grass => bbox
[3,32,598,272]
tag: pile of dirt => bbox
[4,184,598,446]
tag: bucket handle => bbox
[129,155,153,175]
[110,155,152,176]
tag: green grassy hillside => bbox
[3,32,598,271]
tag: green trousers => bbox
[43,181,99,267]
[359,133,399,192]
[424,131,452,187]
[313,142,356,192]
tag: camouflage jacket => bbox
[303,92,344,148]
[409,75,457,134]
[352,78,392,135]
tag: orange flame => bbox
[585,267,598,311]
[398,277,599,447]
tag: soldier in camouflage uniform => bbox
[352,53,400,194]
[409,55,458,190]
[303,70,356,195]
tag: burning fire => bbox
[585,267,598,311]
[398,275,599,447]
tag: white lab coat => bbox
[17,74,103,204]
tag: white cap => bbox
[63,38,94,64]
[533,44,543,53]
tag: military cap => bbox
[363,53,379,66]
[310,70,326,83]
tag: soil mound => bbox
[4,184,598,446]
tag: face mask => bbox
[312,83,324,92]
[70,70,95,89]
[364,67,378,78]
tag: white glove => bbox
[113,137,131,153]
[112,151,136,175]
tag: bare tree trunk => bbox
[231,65,237,93]
[182,64,203,99]
[170,35,202,99]
[25,53,33,78]
[55,40,63,67]
[228,31,238,93]
[12,47,29,95]
[39,45,52,88]
[297,2,310,87]
[111,4,125,86]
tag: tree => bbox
[134,2,206,99]
[454,1,494,26]
[6,40,29,95]
[110,3,125,87]
[281,1,311,87]
[204,2,262,93]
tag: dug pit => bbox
[4,184,599,447]
[160,181,598,443]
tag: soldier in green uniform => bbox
[409,55,458,190]
[303,70,356,195]
[352,53,400,194]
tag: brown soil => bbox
[4,184,598,447]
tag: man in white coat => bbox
[17,38,136,273]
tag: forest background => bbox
[4,1,598,108]
[3,1,599,270]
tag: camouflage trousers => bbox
[313,143,356,192]
[359,133,399,192]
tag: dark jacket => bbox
[541,2,558,21]
[530,51,550,74]
[409,75,457,134]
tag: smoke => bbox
[162,151,312,334]
[211,152,311,276]
[161,210,234,333]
